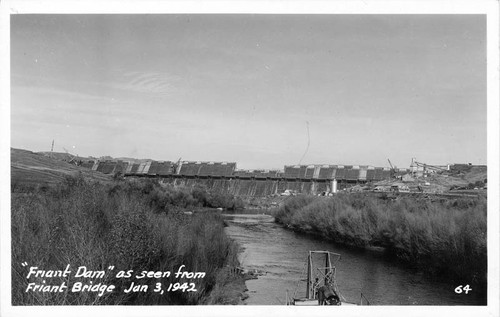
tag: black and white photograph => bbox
[1,1,499,316]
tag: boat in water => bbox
[286,250,370,306]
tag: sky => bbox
[10,14,487,170]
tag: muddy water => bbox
[222,211,486,305]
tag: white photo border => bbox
[1,1,498,317]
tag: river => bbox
[222,210,486,305]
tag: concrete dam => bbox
[158,177,334,197]
[84,159,396,196]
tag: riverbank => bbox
[204,265,253,305]
[11,175,248,305]
[273,194,487,290]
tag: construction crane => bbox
[387,159,395,170]
[411,158,448,176]
[63,147,79,165]
[387,158,398,178]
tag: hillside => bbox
[373,166,487,194]
[37,151,151,164]
[37,151,94,162]
[11,148,112,188]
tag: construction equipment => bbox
[286,251,369,306]
[387,159,397,178]
[411,158,449,176]
[387,159,395,170]
[63,147,79,165]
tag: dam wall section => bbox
[92,160,390,196]
[152,177,335,197]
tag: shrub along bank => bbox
[12,175,243,305]
[274,194,487,287]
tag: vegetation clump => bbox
[11,175,241,305]
[274,193,487,288]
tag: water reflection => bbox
[223,211,486,305]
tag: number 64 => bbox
[454,285,472,294]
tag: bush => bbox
[275,194,487,286]
[11,177,238,305]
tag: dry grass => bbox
[11,148,112,188]
[12,175,240,305]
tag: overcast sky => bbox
[10,14,486,170]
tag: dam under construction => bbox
[83,159,399,196]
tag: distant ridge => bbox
[37,151,152,164]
